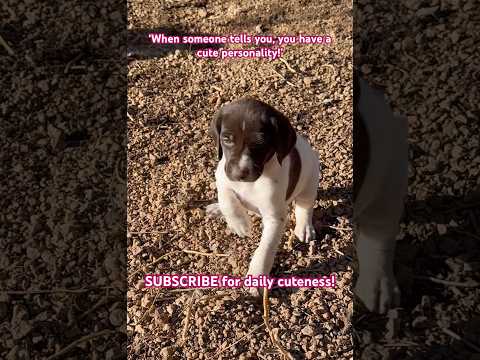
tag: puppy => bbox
[207,98,320,291]
[353,71,408,313]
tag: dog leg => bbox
[212,187,251,238]
[294,163,319,242]
[354,224,401,314]
[246,211,286,296]
[294,198,316,242]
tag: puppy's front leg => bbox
[354,222,401,314]
[209,186,252,238]
[247,209,287,278]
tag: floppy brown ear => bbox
[271,111,297,164]
[210,111,223,160]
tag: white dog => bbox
[353,72,408,313]
[206,98,320,291]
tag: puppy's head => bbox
[211,97,296,182]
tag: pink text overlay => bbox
[144,274,336,290]
[147,33,333,60]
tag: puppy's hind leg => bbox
[294,161,320,242]
[294,195,316,242]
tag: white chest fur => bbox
[214,135,318,217]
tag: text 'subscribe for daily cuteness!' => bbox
[144,274,337,290]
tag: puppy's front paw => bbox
[354,271,401,314]
[245,256,271,298]
[206,203,222,219]
[245,271,267,298]
[226,214,252,238]
[294,222,316,242]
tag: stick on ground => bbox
[0,34,15,56]
[182,249,228,257]
[440,326,480,353]
[46,330,116,360]
[415,275,479,288]
[180,291,197,344]
[263,288,295,360]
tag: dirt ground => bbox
[127,0,353,359]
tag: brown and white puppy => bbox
[207,98,320,290]
[353,71,408,313]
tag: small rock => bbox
[166,304,175,315]
[109,308,125,327]
[416,6,438,17]
[255,24,264,33]
[149,153,157,165]
[301,325,315,336]
[47,124,64,150]
[26,247,40,260]
[160,345,175,359]
[437,224,447,235]
[135,280,144,290]
[303,77,313,86]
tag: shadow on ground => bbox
[354,190,480,359]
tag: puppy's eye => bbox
[222,135,234,145]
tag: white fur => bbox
[353,77,408,313]
[207,135,320,286]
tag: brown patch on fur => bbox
[353,70,370,201]
[286,147,301,200]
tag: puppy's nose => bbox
[237,167,250,180]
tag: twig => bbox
[415,275,479,288]
[334,249,353,261]
[138,292,160,324]
[278,57,297,73]
[0,34,15,56]
[182,249,228,257]
[2,286,113,295]
[115,157,126,185]
[451,229,480,241]
[440,327,480,352]
[209,323,265,359]
[46,330,116,360]
[383,341,419,347]
[271,68,296,87]
[129,250,179,279]
[320,224,352,231]
[64,53,83,74]
[127,230,168,235]
[181,292,196,344]
[263,288,295,360]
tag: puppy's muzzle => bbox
[228,164,262,182]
